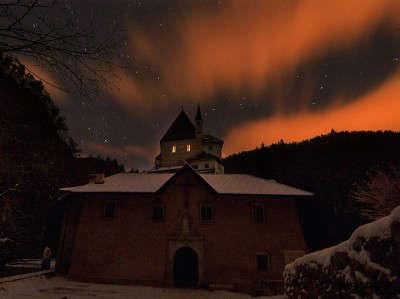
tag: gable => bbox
[156,164,217,195]
[160,110,196,142]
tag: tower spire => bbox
[195,105,203,136]
[195,105,202,121]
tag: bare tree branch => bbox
[350,167,400,222]
[0,0,124,97]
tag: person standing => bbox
[41,246,52,270]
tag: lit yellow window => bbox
[186,144,191,152]
[172,145,176,153]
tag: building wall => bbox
[60,169,307,291]
[159,138,201,167]
[158,138,223,169]
[66,193,168,284]
[56,197,82,274]
[190,159,224,174]
[202,142,222,157]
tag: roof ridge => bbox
[61,169,313,196]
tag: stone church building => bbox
[56,107,312,295]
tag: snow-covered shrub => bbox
[284,206,400,298]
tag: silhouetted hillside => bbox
[0,56,124,258]
[224,130,400,250]
[70,156,125,185]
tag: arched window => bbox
[171,145,176,153]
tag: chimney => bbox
[88,173,105,184]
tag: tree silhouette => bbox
[0,55,126,258]
[0,0,122,96]
[350,167,400,222]
[224,131,400,250]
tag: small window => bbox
[209,145,213,151]
[252,203,265,223]
[152,205,166,222]
[171,145,176,153]
[104,200,116,218]
[204,163,209,169]
[200,204,213,222]
[256,254,270,271]
[193,164,198,169]
[186,144,191,152]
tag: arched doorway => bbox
[173,247,199,287]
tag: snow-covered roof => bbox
[148,166,183,173]
[62,172,312,196]
[62,173,174,193]
[200,174,312,196]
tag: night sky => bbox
[30,0,400,170]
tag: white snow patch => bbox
[61,172,313,196]
[0,237,12,244]
[285,205,400,280]
[0,276,285,299]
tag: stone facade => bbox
[57,167,308,295]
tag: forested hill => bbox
[0,56,124,258]
[0,56,124,192]
[223,131,400,250]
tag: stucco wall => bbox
[158,137,223,169]
[60,169,307,291]
[189,158,224,174]
[202,142,222,157]
[159,138,201,167]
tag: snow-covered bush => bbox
[284,206,400,298]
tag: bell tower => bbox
[152,105,224,173]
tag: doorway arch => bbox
[173,246,199,287]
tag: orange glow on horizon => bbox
[223,71,400,155]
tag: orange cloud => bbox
[223,71,400,155]
[20,59,67,104]
[121,0,400,109]
[108,68,168,114]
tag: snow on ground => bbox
[6,258,56,269]
[0,276,285,299]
